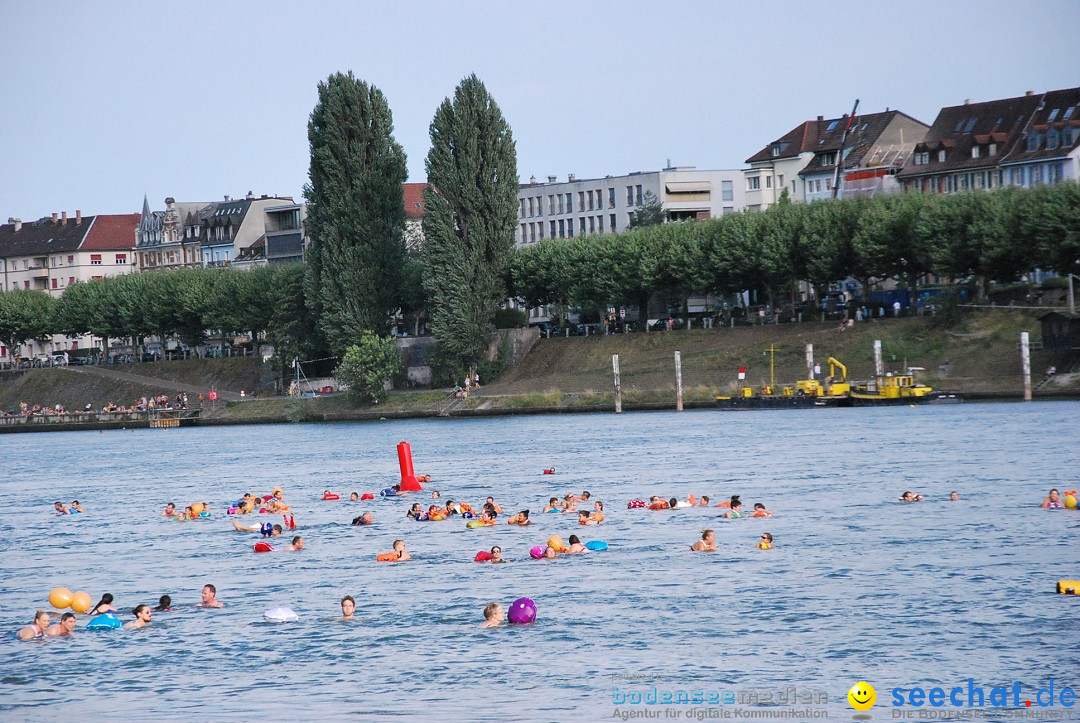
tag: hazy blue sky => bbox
[2,0,1078,221]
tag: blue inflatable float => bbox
[585,540,608,551]
[379,488,397,497]
[86,613,123,630]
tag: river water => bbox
[1,403,1077,721]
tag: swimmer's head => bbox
[483,602,503,621]
[569,534,581,545]
[754,503,765,510]
[581,491,591,500]
[392,539,405,551]
[669,498,678,508]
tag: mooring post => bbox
[674,351,683,411]
[874,340,883,378]
[1021,332,1032,401]
[613,354,622,414]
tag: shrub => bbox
[334,333,403,404]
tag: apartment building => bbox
[896,87,1080,192]
[744,110,929,208]
[0,211,139,361]
[514,167,745,247]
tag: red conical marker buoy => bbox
[397,441,423,491]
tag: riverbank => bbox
[1,309,1076,432]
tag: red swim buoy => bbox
[474,551,493,562]
[360,493,375,501]
[254,542,274,553]
[543,468,556,475]
[322,493,340,501]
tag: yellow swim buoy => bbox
[1057,580,1080,595]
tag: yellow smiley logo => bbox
[848,681,876,711]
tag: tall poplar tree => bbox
[422,74,518,374]
[304,71,408,353]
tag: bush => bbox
[493,308,527,328]
[334,333,403,404]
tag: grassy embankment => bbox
[2,310,1075,425]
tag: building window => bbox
[635,185,643,205]
[526,198,533,217]
[558,195,564,214]
[530,224,537,243]
[115,254,127,264]
[626,186,633,205]
[1047,109,1060,122]
[1027,134,1041,152]
[579,217,585,235]
[597,215,603,232]
[520,224,527,243]
[1046,130,1060,151]
[566,193,573,213]
[723,206,734,215]
[765,175,772,189]
[558,220,565,238]
[748,177,760,191]
[567,218,574,238]
[90,254,102,265]
[937,149,946,162]
[24,280,30,288]
[972,146,980,159]
[771,145,781,157]
[67,255,74,264]
[538,222,544,239]
[587,191,594,211]
[608,188,615,208]
[550,220,556,237]
[68,276,74,285]
[610,213,617,231]
[989,143,997,156]
[548,195,555,214]
[721,180,733,201]
[578,191,585,211]
[51,278,57,289]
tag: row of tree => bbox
[511,182,1080,320]
[303,71,517,374]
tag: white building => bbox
[515,166,745,247]
[0,211,140,362]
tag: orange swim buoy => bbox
[753,511,772,518]
[647,501,670,510]
[715,501,731,508]
[376,552,400,562]
[687,494,696,507]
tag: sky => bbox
[2,0,1079,221]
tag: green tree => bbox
[422,74,518,373]
[0,290,56,355]
[628,190,665,228]
[334,332,403,404]
[304,71,408,352]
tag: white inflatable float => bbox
[263,607,299,623]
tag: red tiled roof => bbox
[403,183,427,219]
[80,213,140,251]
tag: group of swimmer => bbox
[17,586,221,639]
[52,500,84,515]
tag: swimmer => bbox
[669,497,681,509]
[390,539,411,561]
[53,501,69,515]
[578,510,598,526]
[197,584,224,608]
[153,595,172,612]
[162,502,177,517]
[431,490,441,499]
[721,501,744,519]
[758,532,774,550]
[573,490,591,502]
[341,595,356,621]
[590,501,606,523]
[507,509,531,526]
[691,529,716,552]
[715,494,740,509]
[899,491,925,502]
[490,546,506,563]
[442,499,459,516]
[949,491,959,502]
[752,503,773,517]
[567,534,586,554]
[349,492,359,502]
[285,536,304,551]
[481,602,504,628]
[672,496,694,509]
[352,512,373,526]
[699,496,711,507]
[17,610,51,640]
[124,604,152,630]
[427,504,443,519]
[543,497,560,513]
[482,502,497,518]
[485,497,503,515]
[90,593,117,615]
[407,503,423,519]
[476,510,497,526]
[1040,488,1063,509]
[71,500,84,513]
[561,494,578,512]
[46,612,78,637]
[232,518,261,532]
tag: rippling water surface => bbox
[1,403,1078,721]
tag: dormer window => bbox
[771,145,781,157]
[1047,129,1060,151]
[971,146,980,159]
[1027,133,1042,152]
[827,120,840,131]
[963,118,976,133]
[1063,107,1075,120]
[937,149,947,162]
[989,143,997,156]
[914,151,930,165]
[1047,109,1059,122]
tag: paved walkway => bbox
[64,365,244,401]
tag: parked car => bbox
[48,354,68,366]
